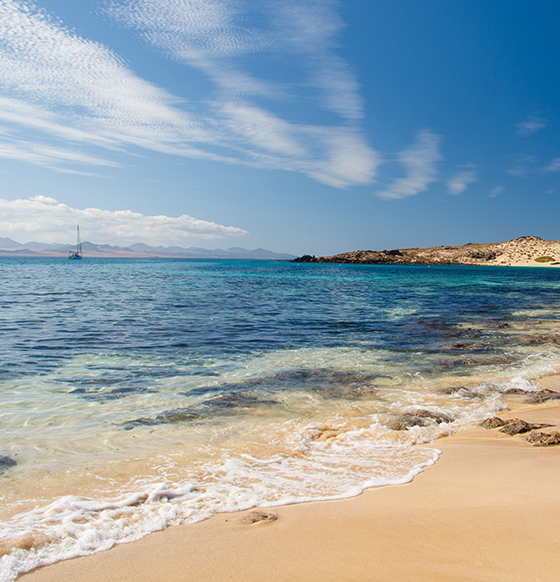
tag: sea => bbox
[1,257,560,580]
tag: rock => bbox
[481,417,506,429]
[504,388,529,395]
[0,456,16,475]
[498,419,552,436]
[527,389,560,403]
[442,343,485,351]
[240,512,277,525]
[389,415,428,430]
[390,409,454,430]
[440,386,478,398]
[306,427,344,441]
[414,409,455,423]
[292,254,317,263]
[526,431,560,446]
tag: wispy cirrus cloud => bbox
[0,196,247,245]
[0,0,378,187]
[508,154,560,176]
[103,0,377,187]
[516,114,546,136]
[489,186,504,198]
[376,130,442,200]
[104,0,365,120]
[543,158,560,173]
[446,164,478,195]
[0,139,122,173]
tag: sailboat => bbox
[68,225,83,260]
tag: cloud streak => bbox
[0,0,378,187]
[446,164,478,195]
[508,154,560,176]
[377,130,442,200]
[516,114,546,136]
[0,196,247,245]
[489,186,504,198]
[543,158,560,173]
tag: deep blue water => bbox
[2,257,560,381]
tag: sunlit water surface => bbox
[1,258,560,580]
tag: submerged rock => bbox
[237,512,278,525]
[527,389,560,403]
[440,386,482,399]
[503,388,530,395]
[0,455,16,475]
[390,409,454,431]
[526,431,560,446]
[441,342,487,351]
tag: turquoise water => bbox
[1,258,560,579]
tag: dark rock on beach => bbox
[481,417,552,435]
[498,419,552,436]
[481,417,507,429]
[526,431,560,446]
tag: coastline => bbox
[20,394,560,582]
[292,236,560,268]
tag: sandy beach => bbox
[19,395,560,582]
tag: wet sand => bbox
[21,400,560,582]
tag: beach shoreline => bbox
[19,395,560,582]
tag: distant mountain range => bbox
[0,237,295,260]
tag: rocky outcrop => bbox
[481,417,507,429]
[390,409,454,430]
[527,389,560,403]
[498,419,552,435]
[526,431,560,446]
[481,417,553,435]
[293,236,560,267]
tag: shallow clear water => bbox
[1,258,560,580]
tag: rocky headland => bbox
[293,236,560,267]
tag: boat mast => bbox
[77,225,82,256]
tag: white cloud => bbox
[0,0,378,187]
[377,130,442,200]
[0,196,247,245]
[105,0,364,119]
[543,158,560,173]
[102,0,377,185]
[516,114,546,136]
[508,154,537,177]
[446,164,478,195]
[0,139,122,170]
[489,186,504,198]
[509,154,560,176]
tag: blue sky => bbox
[0,0,558,254]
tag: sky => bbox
[0,0,559,255]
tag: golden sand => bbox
[20,401,560,582]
